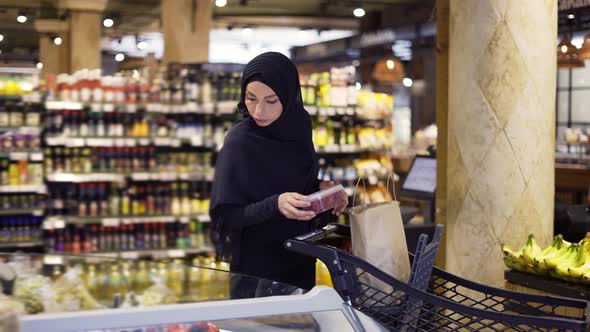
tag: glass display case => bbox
[0,253,387,332]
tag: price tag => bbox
[125,138,136,147]
[202,103,215,114]
[131,173,150,181]
[346,107,356,116]
[190,136,203,147]
[102,218,120,227]
[65,138,85,147]
[138,138,150,146]
[324,144,340,153]
[44,255,64,265]
[30,152,43,161]
[327,107,336,116]
[121,252,139,260]
[185,102,198,112]
[114,138,126,147]
[9,152,27,160]
[32,209,43,217]
[126,104,137,113]
[160,173,177,181]
[179,217,190,224]
[154,138,171,146]
[336,107,346,115]
[167,250,185,258]
[319,107,328,116]
[152,251,168,260]
[197,214,211,223]
[45,137,62,146]
[171,138,181,147]
[103,104,115,112]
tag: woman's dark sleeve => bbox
[214,194,280,231]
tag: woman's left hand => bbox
[320,181,347,216]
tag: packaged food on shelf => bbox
[302,184,348,214]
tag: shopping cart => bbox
[285,223,590,331]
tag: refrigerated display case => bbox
[0,253,386,332]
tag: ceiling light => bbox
[215,0,227,7]
[115,53,125,62]
[403,78,413,87]
[386,59,395,70]
[17,11,27,24]
[0,35,4,42]
[137,40,148,50]
[36,62,43,70]
[353,8,365,18]
[568,13,575,19]
[53,36,62,45]
[242,27,253,36]
[103,18,114,28]
[558,34,584,68]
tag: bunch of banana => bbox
[501,233,590,285]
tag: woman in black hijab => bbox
[210,52,344,296]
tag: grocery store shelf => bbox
[0,184,46,194]
[0,150,43,161]
[46,173,126,183]
[0,240,44,249]
[44,214,211,228]
[0,126,40,133]
[45,100,84,110]
[0,208,44,216]
[315,145,392,155]
[44,135,217,149]
[42,247,214,264]
[46,171,214,183]
[306,105,357,116]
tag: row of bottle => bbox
[0,193,46,210]
[318,157,394,182]
[45,220,209,254]
[43,109,231,146]
[52,257,228,302]
[0,103,42,127]
[300,68,358,107]
[44,147,213,175]
[0,159,43,185]
[51,69,241,105]
[0,132,41,150]
[0,216,43,243]
[312,119,393,150]
[47,182,212,217]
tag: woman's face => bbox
[245,81,283,127]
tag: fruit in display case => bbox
[501,233,590,284]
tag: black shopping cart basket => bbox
[285,223,590,331]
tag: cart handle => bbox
[295,223,351,242]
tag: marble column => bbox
[59,0,108,72]
[34,19,70,75]
[161,0,212,64]
[444,0,557,286]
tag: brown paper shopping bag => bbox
[349,176,411,297]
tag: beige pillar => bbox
[34,19,70,75]
[59,0,108,72]
[161,0,212,63]
[445,0,557,286]
[435,0,449,268]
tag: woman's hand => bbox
[319,181,347,216]
[278,193,316,221]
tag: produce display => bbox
[502,233,590,284]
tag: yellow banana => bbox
[545,244,580,270]
[522,234,542,265]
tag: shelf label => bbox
[179,217,190,223]
[44,255,64,265]
[32,209,43,217]
[9,152,28,160]
[197,214,211,223]
[154,137,171,146]
[167,250,185,258]
[103,104,115,112]
[125,138,136,147]
[138,138,150,146]
[102,218,120,227]
[30,152,43,161]
[121,252,139,260]
[131,173,150,181]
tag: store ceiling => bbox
[0,0,428,60]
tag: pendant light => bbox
[558,34,584,68]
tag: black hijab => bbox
[210,52,320,253]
